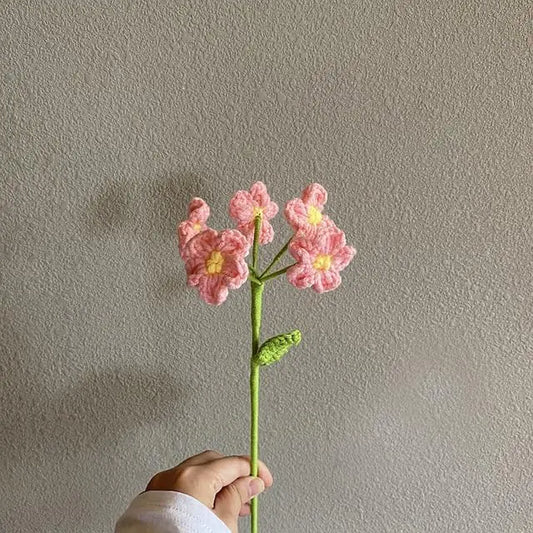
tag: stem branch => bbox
[260,263,297,283]
[259,237,291,278]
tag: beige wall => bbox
[1,1,531,531]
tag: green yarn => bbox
[249,213,302,533]
[250,215,263,533]
[259,237,291,278]
[259,264,295,283]
[252,213,261,270]
[253,330,302,367]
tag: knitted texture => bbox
[249,214,264,533]
[229,181,279,244]
[174,182,356,533]
[286,224,356,293]
[182,229,250,305]
[253,330,302,367]
[284,183,334,235]
[177,198,211,258]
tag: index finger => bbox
[239,455,274,488]
[207,455,273,489]
[190,455,273,508]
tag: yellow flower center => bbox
[313,254,332,271]
[193,222,202,231]
[252,206,264,218]
[205,250,224,275]
[307,205,322,226]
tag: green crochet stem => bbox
[260,237,291,278]
[260,263,296,283]
[249,218,299,533]
[250,284,263,533]
[250,214,263,533]
[248,271,262,285]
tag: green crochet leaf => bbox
[253,330,302,367]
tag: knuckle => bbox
[227,482,246,504]
[211,469,225,493]
[226,482,241,498]
[204,449,223,457]
[174,465,196,488]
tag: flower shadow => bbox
[79,170,215,302]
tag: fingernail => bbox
[249,477,264,497]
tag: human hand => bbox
[145,450,274,533]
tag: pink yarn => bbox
[182,228,250,305]
[284,183,334,234]
[229,181,279,244]
[177,198,211,258]
[287,224,356,293]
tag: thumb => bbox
[213,476,265,532]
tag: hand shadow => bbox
[0,281,192,531]
[1,171,222,530]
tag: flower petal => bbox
[259,219,275,244]
[308,223,344,255]
[177,220,195,257]
[284,198,309,231]
[321,215,336,230]
[198,275,229,305]
[286,263,316,289]
[229,190,254,224]
[249,181,271,208]
[185,253,206,280]
[184,228,219,259]
[323,225,346,254]
[188,197,210,223]
[217,229,251,257]
[288,231,315,263]
[313,270,341,293]
[332,245,356,272]
[236,218,275,246]
[222,257,249,289]
[264,201,279,219]
[236,220,255,244]
[302,183,327,209]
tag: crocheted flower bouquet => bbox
[176,182,356,532]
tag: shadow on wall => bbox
[1,354,190,465]
[82,171,214,238]
[79,170,216,303]
[0,172,216,530]
[0,312,192,458]
[0,309,191,530]
[1,171,208,466]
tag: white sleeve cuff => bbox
[115,490,231,533]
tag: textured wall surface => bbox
[1,1,532,532]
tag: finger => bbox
[239,503,251,517]
[214,476,264,531]
[181,453,272,487]
[145,451,225,491]
[180,449,224,467]
[206,454,273,494]
[189,456,251,507]
[239,455,274,488]
[175,455,273,508]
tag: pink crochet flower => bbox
[287,224,356,293]
[229,181,279,244]
[284,183,334,234]
[182,228,250,305]
[177,198,211,258]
